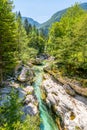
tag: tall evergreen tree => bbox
[16,12,29,62]
[24,18,30,35]
[0,0,18,83]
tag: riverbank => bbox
[44,64,87,97]
[42,73,87,130]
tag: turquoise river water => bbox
[33,66,58,130]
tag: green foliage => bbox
[28,35,45,54]
[16,12,29,62]
[47,4,87,77]
[0,115,40,130]
[23,18,32,35]
[16,14,46,61]
[0,89,40,130]
[24,23,46,55]
[39,9,67,35]
[20,115,40,130]
[0,0,46,84]
[0,88,22,130]
[0,0,18,82]
[39,3,87,35]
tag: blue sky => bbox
[14,0,87,23]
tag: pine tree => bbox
[0,0,18,83]
[16,12,29,62]
[24,18,30,35]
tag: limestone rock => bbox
[46,93,56,105]
[17,66,34,82]
[24,95,35,104]
[46,93,59,106]
[23,86,34,94]
[63,84,76,96]
[23,103,38,115]
[42,75,87,130]
[0,87,11,94]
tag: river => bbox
[33,65,58,130]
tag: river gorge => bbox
[0,60,87,130]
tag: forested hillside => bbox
[39,3,87,34]
[0,0,87,130]
[46,4,87,86]
[47,4,87,71]
[22,17,40,27]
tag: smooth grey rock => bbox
[23,86,34,94]
[17,66,33,82]
[18,88,26,101]
[47,93,56,105]
[0,94,10,106]
[23,103,38,115]
[42,75,87,130]
[24,95,35,104]
[0,87,12,106]
[0,87,11,94]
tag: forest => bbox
[0,0,87,130]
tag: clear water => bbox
[33,66,58,130]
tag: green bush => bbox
[0,88,40,130]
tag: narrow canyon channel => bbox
[33,65,58,130]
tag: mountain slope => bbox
[80,2,87,10]
[22,3,87,32]
[39,3,87,34]
[22,17,40,27]
[39,9,66,30]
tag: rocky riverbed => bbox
[42,74,87,130]
[0,64,38,117]
[0,61,87,130]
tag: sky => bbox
[14,0,87,23]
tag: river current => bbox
[33,65,58,130]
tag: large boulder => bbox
[0,87,11,94]
[24,95,35,104]
[17,66,34,82]
[0,87,12,106]
[23,86,34,94]
[31,58,43,65]
[23,103,38,116]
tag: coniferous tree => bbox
[0,0,18,83]
[16,12,29,62]
[24,18,30,35]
